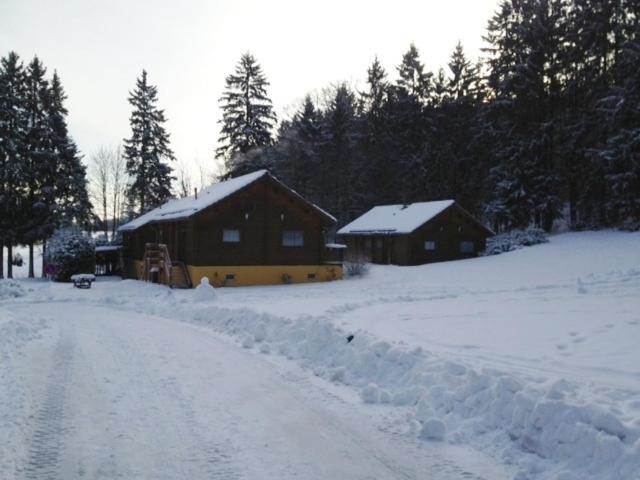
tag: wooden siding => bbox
[121,174,332,272]
[340,204,491,266]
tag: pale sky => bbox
[1,0,500,179]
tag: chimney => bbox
[194,187,198,199]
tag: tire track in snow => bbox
[158,375,241,479]
[24,325,75,480]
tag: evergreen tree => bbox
[22,57,57,277]
[0,52,27,279]
[391,44,434,202]
[396,43,432,102]
[359,58,395,205]
[216,53,276,177]
[48,72,93,228]
[483,0,564,231]
[320,84,362,222]
[594,19,640,228]
[429,43,484,213]
[273,95,322,198]
[123,70,175,214]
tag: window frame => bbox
[282,230,304,247]
[424,240,436,251]
[460,241,474,253]
[222,228,241,243]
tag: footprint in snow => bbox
[568,331,579,337]
[556,344,568,351]
[627,320,639,326]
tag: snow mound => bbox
[193,277,216,302]
[144,302,640,480]
[420,419,446,441]
[0,280,27,300]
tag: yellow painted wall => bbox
[127,259,342,287]
[187,264,343,287]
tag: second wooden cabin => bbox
[337,200,494,265]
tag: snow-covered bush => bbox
[484,227,548,255]
[45,227,95,282]
[344,251,370,277]
[11,252,23,267]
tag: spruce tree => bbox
[320,84,363,223]
[0,52,27,279]
[48,72,93,228]
[216,53,276,177]
[22,57,57,277]
[397,43,432,102]
[123,70,175,214]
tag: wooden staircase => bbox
[169,261,192,289]
[142,243,192,288]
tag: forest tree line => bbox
[217,0,640,232]
[2,0,639,281]
[0,53,92,278]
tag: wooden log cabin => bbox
[118,170,343,287]
[337,200,494,265]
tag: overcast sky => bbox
[1,0,500,179]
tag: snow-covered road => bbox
[2,301,505,480]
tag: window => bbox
[376,239,383,249]
[282,230,304,247]
[222,229,240,243]
[424,240,436,251]
[225,273,236,281]
[307,272,316,280]
[460,241,474,253]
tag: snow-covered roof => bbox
[119,170,335,232]
[337,200,456,235]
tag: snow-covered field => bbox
[1,231,639,479]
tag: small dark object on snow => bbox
[346,334,354,343]
[71,274,96,289]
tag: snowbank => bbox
[107,297,639,480]
[0,280,27,300]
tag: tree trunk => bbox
[7,244,13,279]
[42,238,47,277]
[0,242,4,279]
[28,242,34,278]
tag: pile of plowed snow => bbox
[0,280,27,300]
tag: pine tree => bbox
[483,0,564,231]
[0,52,27,279]
[594,18,640,228]
[391,44,434,202]
[123,70,175,214]
[216,53,276,177]
[397,43,432,102]
[320,84,362,222]
[429,43,484,213]
[22,57,57,277]
[48,72,93,228]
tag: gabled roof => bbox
[118,170,335,232]
[337,200,494,236]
